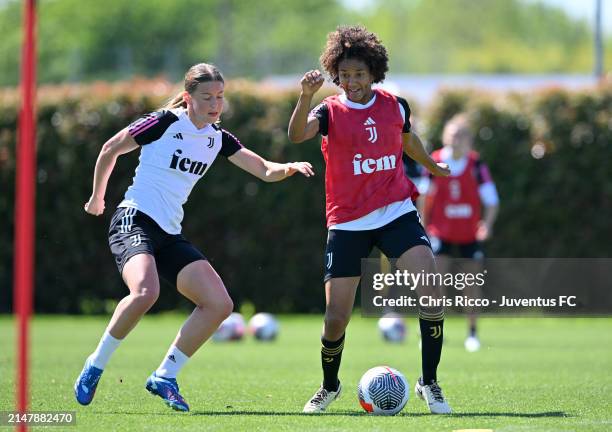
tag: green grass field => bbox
[1,314,611,431]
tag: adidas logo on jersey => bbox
[173,133,183,140]
[352,153,397,175]
[170,149,208,176]
[363,117,378,143]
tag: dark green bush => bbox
[1,79,610,313]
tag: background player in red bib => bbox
[289,25,453,414]
[419,113,499,352]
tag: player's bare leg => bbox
[147,260,233,412]
[303,276,359,413]
[458,258,483,352]
[76,253,160,405]
[398,245,451,414]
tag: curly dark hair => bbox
[320,25,389,85]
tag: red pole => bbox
[14,0,37,429]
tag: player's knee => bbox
[397,245,435,274]
[133,287,159,310]
[216,295,234,320]
[324,310,350,335]
[197,293,233,321]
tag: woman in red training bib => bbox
[288,25,452,414]
[419,113,499,353]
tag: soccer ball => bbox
[248,312,279,341]
[212,312,245,341]
[358,366,410,415]
[378,314,407,343]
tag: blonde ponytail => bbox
[164,92,187,110]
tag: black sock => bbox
[419,312,444,385]
[321,333,345,392]
[469,324,477,337]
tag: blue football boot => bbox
[74,357,103,405]
[145,373,190,412]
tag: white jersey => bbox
[119,107,242,234]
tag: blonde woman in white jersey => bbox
[74,63,314,412]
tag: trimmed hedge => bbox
[1,79,610,313]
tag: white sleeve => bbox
[479,182,499,207]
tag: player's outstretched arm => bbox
[288,70,324,143]
[228,148,314,182]
[478,204,499,241]
[84,129,139,216]
[403,132,450,177]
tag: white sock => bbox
[156,345,189,379]
[89,331,122,370]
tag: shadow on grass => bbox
[445,411,570,418]
[96,409,570,418]
[186,410,570,418]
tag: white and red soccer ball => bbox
[358,366,410,415]
[248,312,279,341]
[377,314,407,343]
[212,312,245,341]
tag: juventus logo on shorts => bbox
[130,234,142,247]
[207,137,214,148]
[326,252,333,270]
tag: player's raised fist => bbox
[300,70,324,96]
[84,196,105,216]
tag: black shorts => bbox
[324,211,431,282]
[108,207,206,285]
[430,237,484,260]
